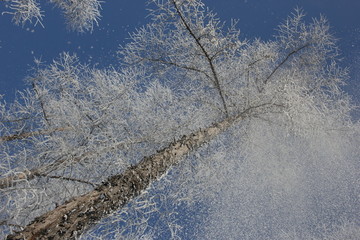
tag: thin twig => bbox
[0,138,147,190]
[35,173,96,187]
[0,126,71,142]
[31,81,50,124]
[264,44,310,85]
[141,57,212,80]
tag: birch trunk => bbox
[6,114,242,240]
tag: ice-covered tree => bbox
[1,0,359,239]
[0,0,102,32]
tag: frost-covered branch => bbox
[0,126,70,142]
[0,137,147,189]
[171,0,229,117]
[36,174,96,187]
[263,43,310,85]
[1,0,43,27]
[122,0,244,117]
[139,56,213,80]
[50,0,102,32]
[1,0,102,32]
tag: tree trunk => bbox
[6,114,242,240]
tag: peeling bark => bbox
[6,114,242,240]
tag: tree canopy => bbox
[1,0,359,239]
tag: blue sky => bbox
[0,0,359,105]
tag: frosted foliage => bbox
[3,0,43,26]
[50,0,102,32]
[1,0,359,239]
[2,0,102,31]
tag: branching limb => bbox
[264,43,310,85]
[171,0,229,117]
[210,42,238,60]
[0,126,71,142]
[139,57,213,80]
[0,115,42,124]
[35,173,96,187]
[31,81,50,124]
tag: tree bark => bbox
[6,114,243,240]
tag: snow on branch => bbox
[1,0,102,32]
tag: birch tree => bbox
[1,0,359,239]
[0,0,102,32]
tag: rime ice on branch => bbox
[1,0,102,32]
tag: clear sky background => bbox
[0,0,359,107]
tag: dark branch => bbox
[35,174,96,187]
[0,126,71,142]
[171,0,229,117]
[264,44,310,85]
[31,80,50,124]
[140,57,212,80]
